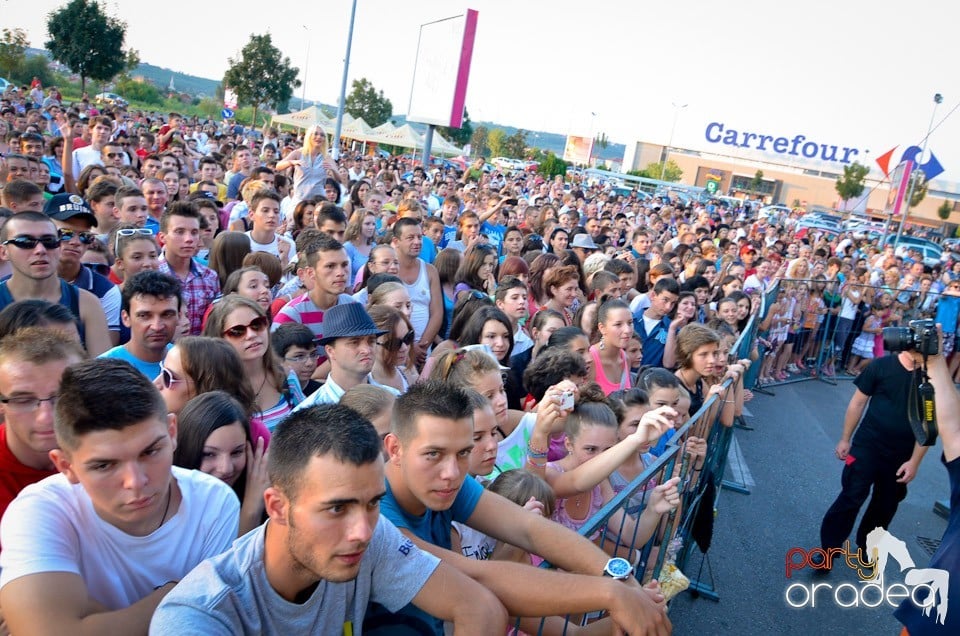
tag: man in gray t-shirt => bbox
[150,403,506,635]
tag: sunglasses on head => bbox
[222,315,269,339]
[2,234,60,250]
[58,228,96,245]
[379,329,415,351]
[114,227,154,254]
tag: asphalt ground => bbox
[669,376,950,636]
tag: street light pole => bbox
[301,25,310,110]
[333,0,358,160]
[893,92,943,249]
[661,102,687,181]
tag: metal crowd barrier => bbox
[749,277,945,390]
[525,311,764,632]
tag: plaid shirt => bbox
[159,256,220,335]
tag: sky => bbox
[7,0,960,183]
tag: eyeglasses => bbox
[114,227,154,255]
[222,316,269,339]
[2,234,61,250]
[379,330,415,351]
[105,152,123,158]
[0,393,58,412]
[157,364,186,390]
[284,349,321,364]
[58,229,96,245]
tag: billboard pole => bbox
[333,0,358,160]
[423,125,434,172]
[893,93,942,249]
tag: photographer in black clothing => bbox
[819,349,930,558]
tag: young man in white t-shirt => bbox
[0,358,239,634]
[245,189,294,268]
[150,402,503,634]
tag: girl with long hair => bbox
[367,305,419,394]
[455,243,498,299]
[275,124,340,204]
[343,208,377,281]
[590,299,634,395]
[154,335,261,440]
[203,296,304,433]
[173,391,268,535]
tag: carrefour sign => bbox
[704,122,862,165]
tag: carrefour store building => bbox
[621,120,960,228]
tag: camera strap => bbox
[907,355,938,446]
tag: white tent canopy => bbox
[271,105,331,130]
[272,109,462,155]
[271,106,356,132]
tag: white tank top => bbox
[404,260,431,340]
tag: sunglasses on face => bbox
[222,315,269,339]
[2,234,60,250]
[379,330,415,351]
[58,228,96,245]
[158,364,185,389]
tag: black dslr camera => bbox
[882,319,939,356]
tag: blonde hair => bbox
[302,124,327,159]
[340,384,395,423]
[429,348,501,388]
[368,282,407,309]
[240,179,269,205]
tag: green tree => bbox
[835,161,869,201]
[223,33,300,129]
[487,128,506,157]
[13,55,55,88]
[440,107,473,147]
[632,160,682,182]
[537,152,568,179]
[937,200,953,221]
[470,125,488,157]
[45,0,128,93]
[343,78,392,127]
[503,129,528,159]
[115,77,162,105]
[750,170,765,192]
[0,28,28,79]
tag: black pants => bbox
[820,447,908,554]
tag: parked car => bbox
[95,92,128,107]
[758,205,792,224]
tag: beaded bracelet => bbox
[527,443,548,459]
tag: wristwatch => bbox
[602,557,634,581]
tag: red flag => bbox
[876,146,897,179]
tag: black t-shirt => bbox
[851,354,916,461]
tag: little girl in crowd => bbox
[534,397,681,551]
[846,301,883,375]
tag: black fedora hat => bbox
[317,302,387,346]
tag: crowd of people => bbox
[0,84,957,634]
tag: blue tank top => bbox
[0,279,85,346]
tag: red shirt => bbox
[158,124,174,152]
[0,424,57,525]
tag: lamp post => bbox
[333,0,358,160]
[893,92,943,249]
[661,102,687,181]
[300,25,310,110]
